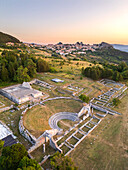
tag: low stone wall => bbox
[43,96,82,103]
[49,137,62,153]
[39,155,50,166]
[0,89,19,104]
[19,104,39,144]
[0,105,13,113]
[91,103,121,115]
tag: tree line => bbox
[0,143,41,170]
[82,61,128,81]
[0,50,50,83]
[0,142,77,170]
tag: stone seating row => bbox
[49,112,79,131]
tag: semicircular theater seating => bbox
[49,112,79,131]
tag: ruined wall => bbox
[49,137,62,153]
[0,89,19,104]
[19,105,38,144]
[43,96,82,103]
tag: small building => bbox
[0,82,42,104]
[51,78,64,83]
[0,121,17,147]
[2,135,17,147]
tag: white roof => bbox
[0,122,12,140]
[51,78,64,83]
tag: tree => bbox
[16,66,30,83]
[79,94,90,103]
[26,59,36,77]
[8,62,15,80]
[49,67,57,73]
[0,140,4,154]
[18,156,41,170]
[117,61,128,72]
[0,65,9,81]
[50,152,78,170]
[122,70,128,79]
[102,68,113,78]
[112,71,123,81]
[112,98,121,106]
[37,58,50,72]
[0,143,28,170]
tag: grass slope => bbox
[87,47,128,64]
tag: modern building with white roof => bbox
[51,78,64,83]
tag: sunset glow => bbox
[0,0,128,44]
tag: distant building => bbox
[51,78,64,83]
[0,82,42,104]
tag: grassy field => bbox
[0,95,14,107]
[44,57,94,75]
[0,109,32,149]
[69,93,128,170]
[36,72,108,100]
[23,99,83,138]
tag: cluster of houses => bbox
[6,41,112,57]
[45,42,99,56]
[23,42,101,56]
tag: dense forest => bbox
[82,61,128,81]
[0,50,50,83]
[0,32,20,44]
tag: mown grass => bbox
[23,99,83,138]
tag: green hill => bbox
[86,45,128,64]
[0,32,20,43]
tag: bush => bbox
[112,98,121,106]
[50,152,78,170]
[49,67,57,73]
[79,94,90,103]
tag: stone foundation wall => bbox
[0,89,19,104]
[19,104,39,144]
[49,137,62,153]
[43,96,82,103]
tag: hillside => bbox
[0,32,20,43]
[86,45,128,64]
[112,44,128,53]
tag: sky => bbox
[0,0,128,44]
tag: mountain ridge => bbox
[0,31,20,43]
